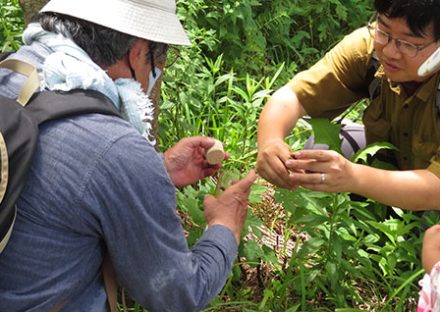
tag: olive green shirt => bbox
[288,26,440,177]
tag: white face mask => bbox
[147,67,162,95]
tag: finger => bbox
[300,183,326,192]
[292,150,335,162]
[199,136,218,150]
[202,167,218,178]
[203,194,216,208]
[184,136,216,150]
[285,159,328,173]
[290,172,325,185]
[258,165,291,189]
[232,170,257,192]
[257,157,294,189]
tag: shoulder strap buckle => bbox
[0,58,40,106]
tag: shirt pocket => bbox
[412,138,438,169]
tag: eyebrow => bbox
[376,15,422,39]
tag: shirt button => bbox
[403,104,409,109]
[403,132,409,137]
[403,156,408,161]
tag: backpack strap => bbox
[0,58,121,310]
[0,58,40,106]
[367,52,381,101]
[0,58,40,254]
[335,52,382,124]
[26,89,120,125]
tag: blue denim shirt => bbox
[0,44,238,311]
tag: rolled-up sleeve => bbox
[428,150,440,178]
[288,26,374,119]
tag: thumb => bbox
[185,136,215,150]
[233,170,257,192]
[203,194,217,208]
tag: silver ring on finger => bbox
[320,173,326,184]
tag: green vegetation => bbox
[0,0,23,51]
[1,1,433,311]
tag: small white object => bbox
[418,47,440,77]
[206,139,224,165]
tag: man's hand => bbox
[285,149,356,193]
[256,138,299,190]
[164,136,226,188]
[422,224,440,273]
[204,170,257,245]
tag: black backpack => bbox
[0,56,120,253]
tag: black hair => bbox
[374,0,440,41]
[38,12,167,67]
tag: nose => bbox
[382,38,402,59]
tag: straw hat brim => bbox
[41,0,191,46]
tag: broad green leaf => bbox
[261,245,279,265]
[242,239,264,262]
[357,249,370,258]
[351,142,398,163]
[370,158,398,170]
[296,213,329,225]
[243,211,263,239]
[248,182,267,204]
[306,118,342,154]
[363,233,380,244]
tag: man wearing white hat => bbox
[0,0,256,311]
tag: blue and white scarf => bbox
[23,23,157,145]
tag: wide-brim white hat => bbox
[40,0,191,46]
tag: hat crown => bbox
[40,0,190,45]
[127,0,176,13]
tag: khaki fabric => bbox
[0,132,8,203]
[288,26,440,175]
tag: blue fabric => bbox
[0,47,238,311]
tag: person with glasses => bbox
[0,0,256,311]
[257,0,440,212]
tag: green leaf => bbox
[214,168,241,195]
[370,158,398,170]
[243,210,264,239]
[351,142,398,163]
[242,239,264,262]
[305,118,342,154]
[296,214,328,225]
[249,182,267,204]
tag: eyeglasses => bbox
[165,46,180,68]
[146,44,181,78]
[367,17,435,57]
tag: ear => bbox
[128,39,149,69]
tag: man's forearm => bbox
[352,165,440,211]
[257,86,305,147]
